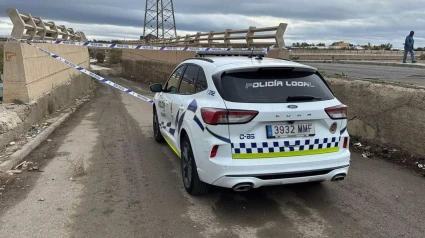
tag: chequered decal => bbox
[160,99,231,143]
[161,121,175,136]
[231,137,340,154]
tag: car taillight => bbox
[325,105,348,119]
[343,137,349,148]
[201,108,258,125]
[210,145,219,158]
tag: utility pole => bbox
[143,0,177,40]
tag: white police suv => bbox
[150,51,350,196]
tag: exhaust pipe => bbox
[331,174,346,182]
[232,183,253,192]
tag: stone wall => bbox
[327,78,425,156]
[291,54,401,61]
[3,42,89,103]
[0,73,93,149]
[1,42,93,149]
[122,59,176,85]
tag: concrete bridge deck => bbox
[305,62,425,86]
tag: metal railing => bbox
[125,23,287,48]
[6,8,88,42]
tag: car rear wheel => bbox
[153,108,165,143]
[181,135,209,196]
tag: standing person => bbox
[403,31,417,63]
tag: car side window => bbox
[165,65,185,93]
[196,69,208,92]
[179,65,199,95]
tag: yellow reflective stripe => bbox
[163,134,181,158]
[232,147,339,159]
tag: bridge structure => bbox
[3,8,290,103]
[2,6,425,236]
[1,7,425,170]
[6,8,87,42]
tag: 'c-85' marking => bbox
[240,134,255,140]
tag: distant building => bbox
[354,46,365,50]
[332,41,351,47]
[329,41,358,49]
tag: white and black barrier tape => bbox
[9,37,272,53]
[19,39,154,104]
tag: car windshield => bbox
[215,68,334,103]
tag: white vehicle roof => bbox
[183,57,318,74]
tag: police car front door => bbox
[161,65,186,143]
[170,65,199,144]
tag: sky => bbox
[1,0,424,48]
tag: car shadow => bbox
[208,182,332,236]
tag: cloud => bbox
[1,0,425,46]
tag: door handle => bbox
[179,106,185,110]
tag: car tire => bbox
[181,135,210,196]
[153,108,165,143]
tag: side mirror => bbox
[150,83,163,93]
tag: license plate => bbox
[266,123,315,138]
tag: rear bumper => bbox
[197,150,351,188]
[212,165,349,188]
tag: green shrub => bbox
[96,51,106,63]
[12,98,24,105]
[108,49,122,65]
[88,49,96,59]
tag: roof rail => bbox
[196,49,266,58]
[184,57,214,63]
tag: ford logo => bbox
[287,105,298,109]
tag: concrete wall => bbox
[290,49,409,55]
[288,49,422,61]
[121,49,290,84]
[1,42,93,149]
[290,54,401,61]
[3,42,89,103]
[0,74,94,149]
[327,78,425,156]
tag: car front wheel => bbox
[153,108,165,143]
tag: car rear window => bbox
[215,68,334,103]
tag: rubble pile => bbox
[351,140,425,177]
[25,122,51,139]
[0,122,52,162]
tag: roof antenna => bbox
[255,47,267,60]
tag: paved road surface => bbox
[306,63,425,86]
[1,78,424,238]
